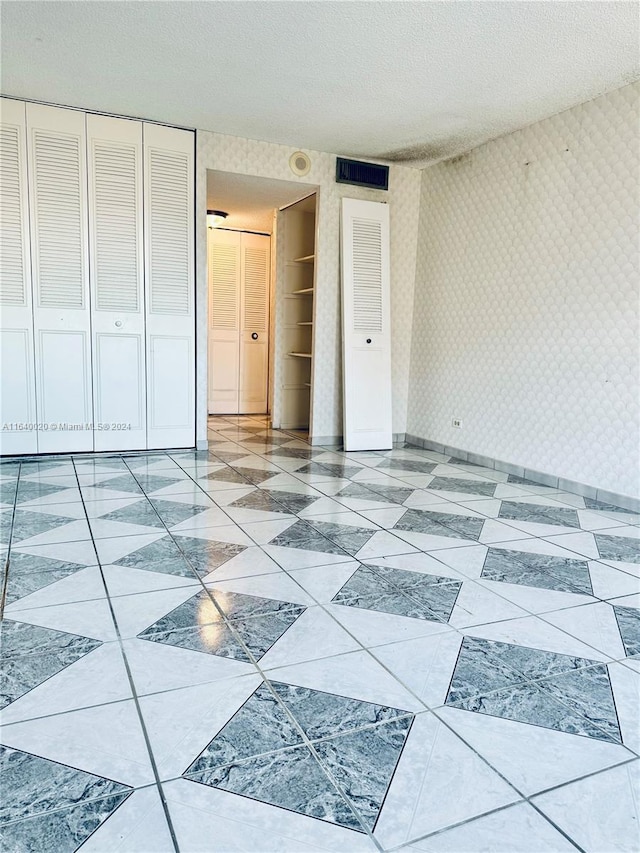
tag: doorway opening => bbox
[206,171,318,436]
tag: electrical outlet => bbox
[452,418,462,429]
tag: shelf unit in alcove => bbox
[280,194,317,431]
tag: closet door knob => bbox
[115,320,123,328]
[366,338,372,344]
[251,332,258,340]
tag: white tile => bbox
[589,562,640,599]
[164,779,377,852]
[236,518,298,544]
[81,785,175,853]
[533,762,640,852]
[12,538,98,565]
[375,711,520,847]
[262,544,355,570]
[541,602,627,659]
[326,602,454,651]
[1,699,155,786]
[407,802,577,852]
[265,649,423,712]
[174,524,254,547]
[258,606,361,669]
[608,663,640,754]
[7,597,118,641]
[437,705,633,797]
[121,637,254,696]
[110,586,202,639]
[205,571,315,606]
[4,565,107,611]
[0,642,132,724]
[287,561,360,603]
[202,546,284,583]
[354,530,419,559]
[101,564,199,598]
[94,532,166,564]
[448,580,529,628]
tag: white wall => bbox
[407,82,640,499]
[196,131,421,444]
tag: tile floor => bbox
[1,415,639,852]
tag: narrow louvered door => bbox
[27,103,93,452]
[143,123,195,448]
[0,98,37,454]
[208,229,240,413]
[239,232,270,413]
[87,115,145,450]
[340,198,392,451]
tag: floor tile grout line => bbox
[68,457,182,853]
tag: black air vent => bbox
[336,157,389,190]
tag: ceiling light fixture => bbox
[207,209,228,228]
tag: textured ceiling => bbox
[2,1,638,165]
[207,171,315,234]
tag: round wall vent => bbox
[289,151,311,177]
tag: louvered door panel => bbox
[0,98,37,453]
[27,103,92,452]
[88,114,146,450]
[240,232,270,413]
[208,229,240,413]
[144,123,195,448]
[341,198,392,451]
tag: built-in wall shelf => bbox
[289,352,312,358]
[292,287,314,295]
[294,254,315,263]
[297,321,313,326]
[303,383,311,387]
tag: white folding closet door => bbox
[87,115,145,450]
[143,123,195,449]
[208,229,241,414]
[0,99,37,454]
[340,198,392,451]
[27,103,93,453]
[239,232,270,414]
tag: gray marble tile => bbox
[138,621,252,662]
[229,608,306,660]
[394,509,484,541]
[210,450,251,463]
[481,548,593,595]
[1,621,101,708]
[133,473,187,493]
[296,462,363,480]
[367,563,456,591]
[229,491,292,514]
[612,605,640,657]
[6,550,86,578]
[4,563,86,606]
[498,501,581,529]
[201,468,252,485]
[535,666,622,744]
[428,477,497,497]
[212,590,305,621]
[445,637,522,704]
[112,535,194,578]
[261,490,319,514]
[83,474,144,494]
[232,467,281,485]
[173,536,247,576]
[507,475,544,486]
[584,497,631,514]
[375,459,437,475]
[184,684,303,773]
[314,718,413,830]
[452,681,620,743]
[137,589,223,636]
[271,681,411,740]
[243,435,292,447]
[339,482,414,506]
[11,510,81,543]
[305,521,376,556]
[149,499,212,526]
[0,481,18,504]
[595,534,640,564]
[96,501,164,529]
[402,580,462,622]
[15,481,71,504]
[123,455,175,471]
[185,745,361,830]
[0,746,131,824]
[263,447,321,460]
[269,520,349,556]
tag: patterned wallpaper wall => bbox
[195,131,421,442]
[407,82,640,498]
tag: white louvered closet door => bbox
[239,232,270,413]
[143,123,195,449]
[0,99,37,454]
[87,115,145,450]
[27,103,93,453]
[208,229,240,414]
[340,198,392,451]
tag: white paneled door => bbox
[208,229,241,414]
[144,123,195,449]
[0,99,37,454]
[87,114,146,450]
[340,198,392,451]
[208,230,270,415]
[27,103,93,453]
